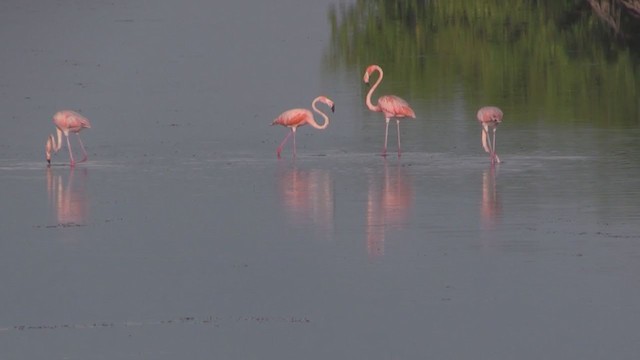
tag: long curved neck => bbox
[366,66,383,112]
[307,98,330,130]
[46,129,63,163]
[55,128,63,151]
[47,129,63,152]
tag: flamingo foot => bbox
[490,153,501,164]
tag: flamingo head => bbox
[317,96,335,113]
[363,65,381,85]
[488,107,503,123]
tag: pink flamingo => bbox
[45,110,91,166]
[476,106,503,164]
[271,96,335,158]
[363,64,416,157]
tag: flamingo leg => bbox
[487,130,496,163]
[65,134,76,166]
[482,126,498,164]
[76,133,88,163]
[382,118,390,157]
[292,128,297,158]
[276,130,293,159]
[492,128,500,164]
[396,119,401,157]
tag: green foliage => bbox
[326,0,640,126]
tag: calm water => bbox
[1,1,640,359]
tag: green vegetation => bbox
[325,0,640,126]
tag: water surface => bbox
[1,1,640,359]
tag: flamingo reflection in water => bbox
[366,161,414,257]
[47,167,89,228]
[278,165,334,235]
[481,165,502,230]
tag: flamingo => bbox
[271,96,335,158]
[45,110,91,166]
[476,106,503,164]
[363,64,416,157]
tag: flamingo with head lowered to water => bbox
[45,110,91,166]
[476,106,503,164]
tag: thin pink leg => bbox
[276,130,293,159]
[492,128,500,164]
[76,134,88,162]
[396,119,401,157]
[292,128,297,158]
[482,127,495,163]
[382,118,390,157]
[65,134,76,166]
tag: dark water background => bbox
[1,0,639,359]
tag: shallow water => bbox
[1,1,640,359]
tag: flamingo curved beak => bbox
[331,105,335,113]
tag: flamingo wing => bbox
[55,110,91,132]
[272,109,311,128]
[379,95,416,118]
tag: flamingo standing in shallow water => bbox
[45,110,91,166]
[271,96,335,159]
[363,64,416,157]
[476,106,503,164]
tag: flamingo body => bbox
[54,110,91,134]
[271,96,335,158]
[363,65,416,157]
[476,106,503,164]
[272,109,314,128]
[46,110,91,166]
[377,95,416,120]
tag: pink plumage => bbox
[272,109,314,128]
[271,96,335,159]
[476,106,503,164]
[378,95,416,119]
[45,110,91,166]
[363,64,416,157]
[476,106,503,125]
[53,110,91,133]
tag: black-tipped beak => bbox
[47,159,51,165]
[331,105,335,113]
